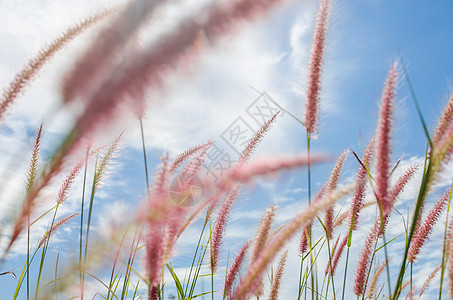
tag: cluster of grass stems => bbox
[0,0,452,299]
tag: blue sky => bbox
[0,0,453,299]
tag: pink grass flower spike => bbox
[304,0,331,133]
[223,241,251,298]
[354,227,378,296]
[324,150,348,239]
[38,213,80,248]
[211,186,240,272]
[433,92,453,144]
[269,250,288,300]
[347,138,375,231]
[408,190,449,263]
[375,63,398,215]
[233,183,355,298]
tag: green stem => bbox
[306,131,315,300]
[210,220,214,300]
[83,155,99,299]
[139,118,151,199]
[79,148,89,300]
[185,216,209,296]
[27,213,30,300]
[35,204,60,299]
[341,246,350,300]
[323,224,336,299]
[381,231,392,297]
[392,161,432,299]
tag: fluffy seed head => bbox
[304,0,331,133]
[375,63,398,215]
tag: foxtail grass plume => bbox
[373,165,419,237]
[304,0,331,133]
[223,241,251,298]
[233,183,355,298]
[419,264,441,297]
[422,95,453,193]
[328,234,347,276]
[57,161,84,204]
[169,141,212,174]
[366,258,391,299]
[62,0,161,103]
[152,153,170,200]
[178,144,209,186]
[144,223,165,290]
[176,191,222,239]
[26,124,43,192]
[324,150,348,239]
[269,250,288,300]
[92,134,122,193]
[38,213,80,248]
[251,205,278,264]
[398,280,411,298]
[347,138,375,231]
[354,225,379,296]
[325,235,340,275]
[433,92,453,144]
[390,165,419,204]
[300,183,327,254]
[250,205,278,297]
[430,122,453,185]
[334,201,375,229]
[408,190,448,263]
[8,125,43,250]
[0,9,113,121]
[211,186,240,272]
[236,111,279,166]
[375,63,398,215]
[71,0,287,141]
[299,224,311,255]
[144,156,174,291]
[226,153,327,185]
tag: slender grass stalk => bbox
[210,220,214,300]
[107,234,126,300]
[188,233,210,298]
[301,130,315,300]
[381,231,392,297]
[392,160,433,299]
[81,155,98,299]
[24,124,42,300]
[297,245,305,299]
[35,206,59,299]
[184,212,209,296]
[321,218,336,299]
[13,242,40,299]
[120,226,142,300]
[396,50,432,146]
[438,181,452,299]
[233,184,354,298]
[341,245,350,300]
[26,213,30,300]
[301,236,326,295]
[79,148,89,300]
[410,262,413,297]
[139,117,150,198]
[366,258,390,299]
[83,135,121,298]
[54,253,59,300]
